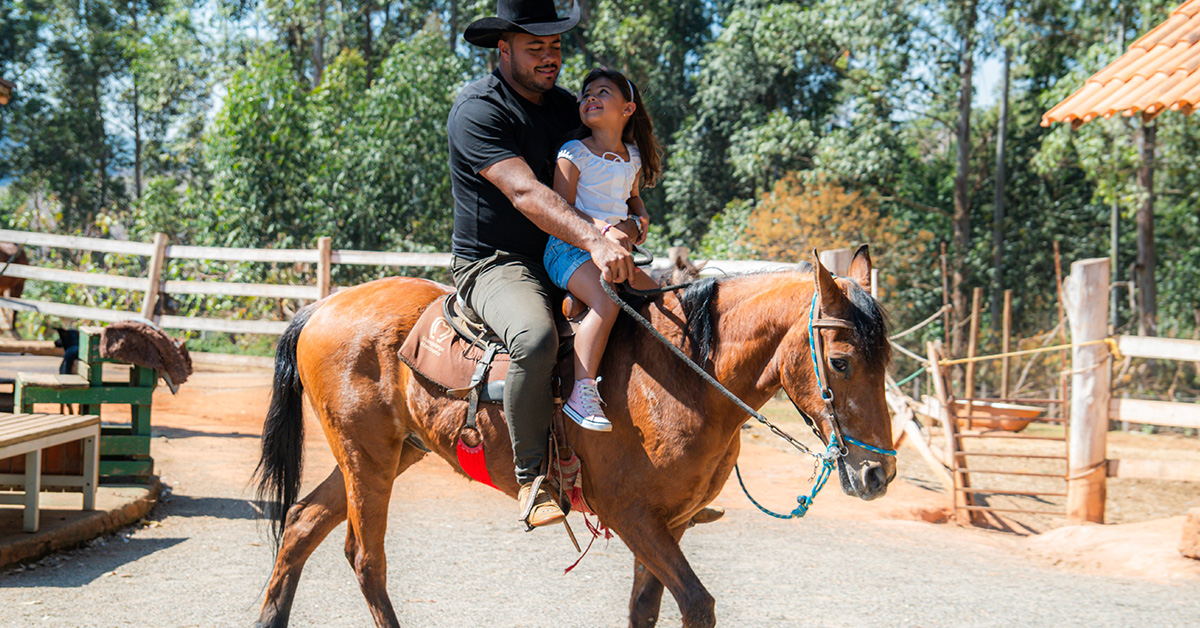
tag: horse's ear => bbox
[848,244,872,292]
[812,249,844,312]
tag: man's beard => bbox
[511,62,558,94]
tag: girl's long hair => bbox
[577,68,663,188]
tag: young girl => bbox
[544,68,662,432]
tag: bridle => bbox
[794,288,899,459]
[602,276,895,519]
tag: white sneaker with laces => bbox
[563,378,612,432]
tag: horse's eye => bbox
[830,358,849,373]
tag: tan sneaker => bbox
[689,506,725,527]
[518,479,566,528]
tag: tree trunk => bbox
[363,0,374,84]
[1135,118,1157,336]
[990,41,1010,324]
[950,0,978,365]
[314,0,327,85]
[449,0,457,50]
[130,3,142,201]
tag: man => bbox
[449,0,635,528]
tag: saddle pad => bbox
[398,295,510,396]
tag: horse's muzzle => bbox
[839,458,894,501]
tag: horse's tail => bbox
[253,304,316,547]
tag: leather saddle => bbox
[398,293,575,406]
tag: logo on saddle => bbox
[399,294,511,402]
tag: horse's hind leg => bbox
[340,433,412,628]
[257,442,426,628]
[618,520,714,628]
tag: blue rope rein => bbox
[735,441,840,519]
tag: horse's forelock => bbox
[842,281,891,370]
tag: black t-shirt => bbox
[447,70,581,261]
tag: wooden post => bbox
[1063,257,1111,524]
[964,287,983,428]
[870,268,879,301]
[1001,289,1012,398]
[940,242,951,349]
[317,236,333,298]
[140,232,169,322]
[1053,241,1066,341]
[928,340,971,523]
[818,248,852,276]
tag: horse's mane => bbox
[672,267,890,371]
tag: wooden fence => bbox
[0,229,454,336]
[0,229,810,338]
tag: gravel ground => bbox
[2,367,1197,627]
[2,432,1198,628]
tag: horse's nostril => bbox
[865,464,887,494]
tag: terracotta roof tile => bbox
[1043,0,1200,127]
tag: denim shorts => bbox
[543,236,591,290]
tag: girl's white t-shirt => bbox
[558,139,641,225]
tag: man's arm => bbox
[481,156,635,284]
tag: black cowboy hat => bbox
[464,0,581,48]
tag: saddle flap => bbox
[398,294,511,395]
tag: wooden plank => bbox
[20,385,153,406]
[17,372,89,389]
[157,315,289,335]
[0,229,156,256]
[189,352,275,370]
[0,296,141,323]
[0,263,149,291]
[99,458,153,477]
[161,279,320,300]
[0,339,63,356]
[142,232,169,320]
[0,420,100,454]
[330,250,452,267]
[1109,397,1200,429]
[1107,458,1200,482]
[964,286,984,428]
[1116,334,1200,362]
[99,434,150,457]
[317,237,332,298]
[0,414,98,441]
[957,505,1065,516]
[165,244,319,263]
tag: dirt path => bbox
[2,370,1198,627]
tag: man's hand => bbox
[591,233,635,283]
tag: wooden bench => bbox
[0,412,99,532]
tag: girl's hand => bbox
[604,222,634,251]
[632,213,649,246]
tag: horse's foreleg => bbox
[619,521,714,628]
[256,442,425,628]
[629,558,666,628]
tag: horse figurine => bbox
[253,245,895,628]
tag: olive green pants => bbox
[452,252,559,485]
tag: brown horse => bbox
[253,245,895,628]
[0,242,27,338]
